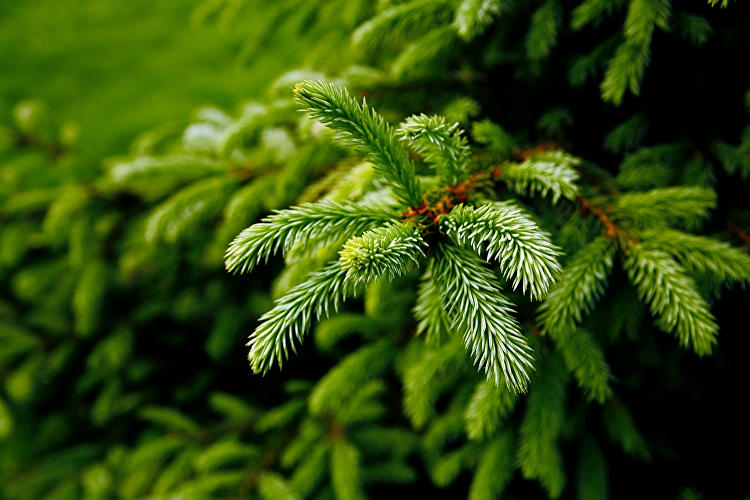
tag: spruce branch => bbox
[453,0,504,41]
[472,119,515,157]
[571,0,625,31]
[576,438,608,500]
[538,237,616,334]
[624,244,718,355]
[433,244,534,393]
[464,380,515,441]
[413,260,453,345]
[309,340,395,416]
[390,26,458,80]
[501,150,581,203]
[293,80,422,206]
[331,440,367,500]
[339,222,426,284]
[613,186,716,229]
[351,0,455,51]
[517,352,567,498]
[440,202,561,300]
[555,327,612,403]
[247,262,356,374]
[225,200,397,274]
[468,431,515,500]
[640,229,750,286]
[601,0,670,105]
[397,114,469,185]
[526,0,562,61]
[603,400,651,459]
[403,339,466,428]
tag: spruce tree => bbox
[2,0,750,498]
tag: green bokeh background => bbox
[0,0,304,157]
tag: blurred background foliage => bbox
[0,0,358,157]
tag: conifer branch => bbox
[468,431,515,500]
[600,0,670,105]
[454,0,504,41]
[225,201,397,274]
[538,237,615,334]
[440,203,561,300]
[527,0,562,61]
[571,0,624,31]
[464,380,515,441]
[397,114,469,185]
[433,244,534,393]
[624,244,718,355]
[413,261,453,345]
[640,229,750,286]
[247,262,356,374]
[614,186,716,229]
[555,328,612,403]
[518,352,567,498]
[293,80,423,206]
[338,222,426,284]
[501,151,581,203]
[352,0,455,51]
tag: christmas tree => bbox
[2,0,749,498]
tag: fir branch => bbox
[500,150,581,203]
[433,244,534,393]
[538,237,616,334]
[440,203,561,300]
[338,222,426,284]
[225,200,397,274]
[293,80,422,206]
[247,262,356,374]
[624,244,718,355]
[289,442,329,497]
[397,114,469,185]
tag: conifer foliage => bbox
[2,0,750,499]
[227,80,572,393]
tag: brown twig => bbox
[727,220,750,250]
